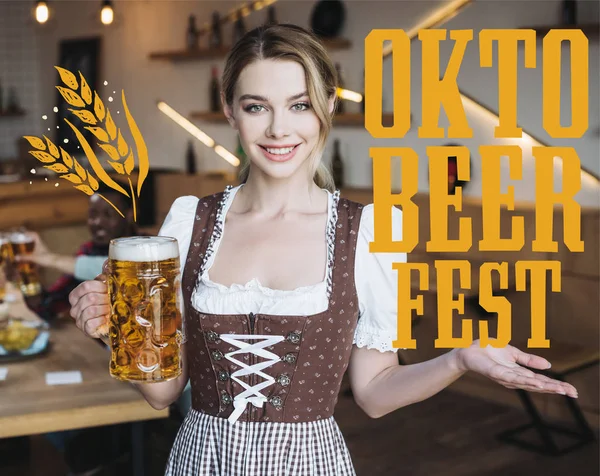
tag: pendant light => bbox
[35,1,50,24]
[100,0,114,25]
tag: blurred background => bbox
[0,1,598,475]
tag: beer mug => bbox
[106,236,183,382]
[0,235,9,302]
[9,231,42,297]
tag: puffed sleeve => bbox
[158,196,200,277]
[353,204,405,353]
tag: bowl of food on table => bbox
[0,316,50,361]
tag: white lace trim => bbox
[200,275,327,296]
[193,185,233,298]
[353,320,402,353]
[325,190,340,299]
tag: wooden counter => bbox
[0,180,89,230]
[0,285,168,438]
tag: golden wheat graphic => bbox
[53,66,149,221]
[23,135,125,218]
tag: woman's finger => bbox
[76,304,109,335]
[70,292,109,322]
[69,280,108,308]
[81,315,109,338]
[502,371,547,389]
[499,370,577,397]
[515,369,579,397]
[513,349,551,371]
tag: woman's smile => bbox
[258,143,302,162]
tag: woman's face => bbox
[225,59,326,181]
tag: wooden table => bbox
[0,285,169,474]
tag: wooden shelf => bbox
[522,23,599,37]
[149,46,232,62]
[320,36,352,51]
[0,110,25,118]
[190,111,394,127]
[149,37,352,62]
[333,113,394,127]
[190,111,227,122]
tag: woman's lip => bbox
[259,144,300,149]
[259,144,300,162]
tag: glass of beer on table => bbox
[9,231,42,297]
[0,233,12,301]
[106,236,183,382]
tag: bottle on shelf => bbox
[361,68,365,115]
[209,66,220,113]
[331,139,344,188]
[232,11,246,45]
[266,5,277,25]
[6,87,19,113]
[185,140,197,175]
[561,0,577,25]
[186,15,199,50]
[335,63,345,115]
[209,11,222,49]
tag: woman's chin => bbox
[249,153,313,181]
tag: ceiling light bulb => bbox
[101,0,114,25]
[35,1,49,24]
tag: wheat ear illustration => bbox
[23,135,125,218]
[54,66,149,222]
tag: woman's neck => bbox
[235,173,327,218]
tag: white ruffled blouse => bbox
[158,184,405,353]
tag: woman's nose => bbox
[266,110,290,139]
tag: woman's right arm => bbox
[68,279,189,410]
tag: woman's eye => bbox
[292,102,310,111]
[245,104,265,113]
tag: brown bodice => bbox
[182,188,364,423]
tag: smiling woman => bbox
[68,23,578,476]
[221,23,337,191]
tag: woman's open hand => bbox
[455,339,578,398]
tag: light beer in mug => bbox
[107,236,183,382]
[9,232,42,297]
[0,235,11,301]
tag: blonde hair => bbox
[222,24,339,192]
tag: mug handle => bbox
[94,259,111,347]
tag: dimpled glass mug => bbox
[105,236,184,382]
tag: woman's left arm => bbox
[347,340,578,419]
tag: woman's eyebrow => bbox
[239,91,308,102]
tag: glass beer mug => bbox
[106,236,183,382]
[0,234,11,301]
[9,231,42,297]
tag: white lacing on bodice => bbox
[219,333,285,424]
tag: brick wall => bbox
[0,2,42,162]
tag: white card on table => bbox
[46,371,83,386]
[0,368,7,381]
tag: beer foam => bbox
[10,233,33,244]
[109,236,179,262]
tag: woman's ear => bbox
[328,94,336,115]
[221,92,238,130]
